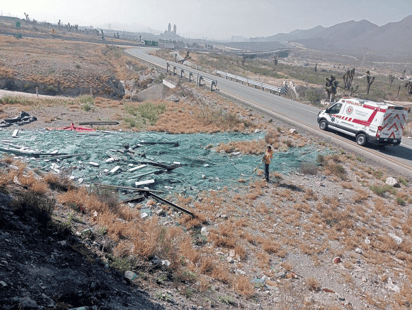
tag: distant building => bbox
[168,23,171,33]
[173,24,176,35]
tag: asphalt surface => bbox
[126,47,412,176]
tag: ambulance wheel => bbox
[356,133,367,146]
[319,120,328,131]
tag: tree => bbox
[24,13,29,21]
[405,81,412,94]
[242,56,246,66]
[273,56,278,66]
[388,75,395,86]
[314,63,317,72]
[402,70,406,79]
[366,70,375,95]
[325,75,338,102]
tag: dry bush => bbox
[197,276,211,292]
[244,232,258,245]
[303,188,317,201]
[216,139,266,155]
[209,224,236,248]
[374,198,390,216]
[11,190,55,227]
[261,238,281,254]
[354,188,369,203]
[306,277,320,291]
[265,129,280,144]
[43,173,74,191]
[235,218,248,227]
[211,264,231,283]
[299,162,318,175]
[341,182,353,189]
[233,275,254,297]
[325,161,346,180]
[235,244,247,260]
[294,203,311,213]
[200,256,215,274]
[256,251,270,268]
[179,238,200,264]
[281,261,293,271]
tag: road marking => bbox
[127,49,412,173]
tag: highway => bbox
[126,47,412,176]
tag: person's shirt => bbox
[264,150,273,164]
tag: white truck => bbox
[317,97,410,146]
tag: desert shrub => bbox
[44,85,57,94]
[399,177,408,186]
[305,88,324,105]
[11,190,55,226]
[0,96,20,104]
[126,102,166,125]
[396,197,406,206]
[90,185,119,210]
[79,95,94,104]
[198,106,243,130]
[81,103,94,112]
[265,129,280,144]
[370,185,394,197]
[325,162,346,180]
[233,275,254,297]
[299,162,318,175]
[43,173,74,191]
[316,154,325,166]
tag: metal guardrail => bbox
[216,70,282,95]
[166,62,217,91]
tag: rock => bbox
[386,177,400,188]
[355,248,363,254]
[254,129,261,133]
[362,276,367,282]
[18,297,38,309]
[365,237,370,245]
[333,257,341,264]
[162,260,171,267]
[220,214,228,219]
[388,233,403,245]
[229,250,235,257]
[200,227,208,236]
[386,278,400,293]
[289,128,297,134]
[236,269,246,275]
[227,257,234,264]
[0,280,7,287]
[124,271,137,281]
[155,209,165,216]
[58,240,67,246]
[275,271,287,278]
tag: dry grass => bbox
[216,139,266,155]
[233,275,254,297]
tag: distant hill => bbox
[262,15,412,54]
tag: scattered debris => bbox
[0,111,37,127]
[388,233,403,245]
[46,122,95,132]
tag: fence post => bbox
[36,86,38,97]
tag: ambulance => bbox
[317,98,410,146]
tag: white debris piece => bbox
[173,162,180,165]
[50,150,59,154]
[388,233,403,245]
[201,227,208,236]
[110,166,121,174]
[12,130,19,138]
[135,179,155,186]
[387,278,400,293]
[128,164,146,172]
[89,162,100,167]
[140,212,148,219]
[78,178,84,184]
[105,158,115,163]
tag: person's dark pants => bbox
[265,163,270,182]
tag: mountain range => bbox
[261,15,412,54]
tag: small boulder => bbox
[200,227,208,236]
[124,271,137,281]
[386,177,400,188]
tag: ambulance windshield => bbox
[328,103,342,114]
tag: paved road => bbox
[126,48,412,176]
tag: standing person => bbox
[263,145,273,182]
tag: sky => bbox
[1,0,411,40]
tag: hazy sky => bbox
[1,0,411,40]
